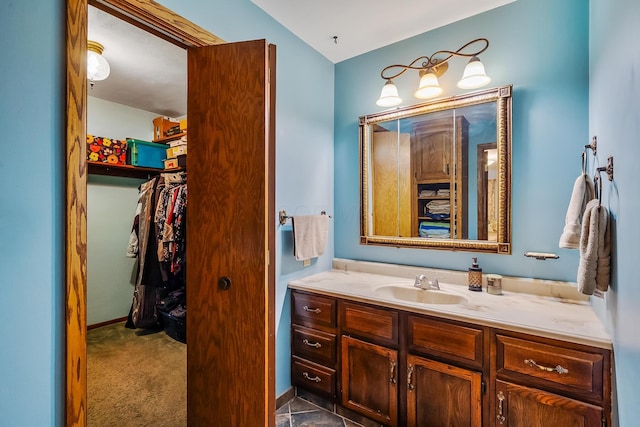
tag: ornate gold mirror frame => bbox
[359,85,512,254]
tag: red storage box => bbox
[86,134,127,165]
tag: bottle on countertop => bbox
[468,257,483,292]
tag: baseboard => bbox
[276,387,295,409]
[88,316,128,330]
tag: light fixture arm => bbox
[380,38,489,80]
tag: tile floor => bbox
[277,397,363,427]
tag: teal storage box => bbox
[127,139,166,169]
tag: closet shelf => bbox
[88,161,179,179]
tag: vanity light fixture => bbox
[87,40,111,85]
[376,38,491,107]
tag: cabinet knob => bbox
[407,365,414,391]
[497,390,505,424]
[389,360,397,384]
[524,358,569,374]
[302,305,321,314]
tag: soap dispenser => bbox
[468,257,483,292]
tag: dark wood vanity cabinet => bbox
[290,290,612,427]
[492,330,611,427]
[407,355,482,426]
[290,291,337,399]
[341,335,398,426]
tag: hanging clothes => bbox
[126,171,187,330]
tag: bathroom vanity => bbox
[289,260,612,427]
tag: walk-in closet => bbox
[86,4,188,424]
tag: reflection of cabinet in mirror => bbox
[412,117,468,239]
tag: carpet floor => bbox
[87,321,186,426]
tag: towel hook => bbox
[581,151,587,174]
[585,136,597,155]
[594,156,614,209]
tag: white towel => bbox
[559,174,595,249]
[577,199,611,295]
[292,215,329,261]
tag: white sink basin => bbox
[375,284,469,305]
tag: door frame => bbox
[65,1,223,424]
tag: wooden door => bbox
[341,335,398,426]
[187,40,276,426]
[407,355,482,427]
[495,380,602,427]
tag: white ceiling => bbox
[88,0,515,116]
[251,0,516,63]
[88,6,187,118]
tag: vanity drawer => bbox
[495,333,606,403]
[408,315,483,369]
[341,301,399,347]
[292,325,336,367]
[292,291,336,330]
[292,356,336,398]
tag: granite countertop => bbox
[288,265,612,350]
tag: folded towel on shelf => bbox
[426,200,450,214]
[292,215,329,261]
[559,173,595,249]
[577,199,611,295]
[419,221,450,238]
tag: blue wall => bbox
[335,0,589,282]
[590,0,640,425]
[0,0,64,425]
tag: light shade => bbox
[87,40,110,82]
[414,70,443,99]
[376,80,402,107]
[457,56,490,89]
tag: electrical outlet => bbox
[303,259,311,267]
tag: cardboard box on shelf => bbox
[153,116,180,141]
[166,145,188,159]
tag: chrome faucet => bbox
[414,274,440,290]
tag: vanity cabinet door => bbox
[341,335,398,426]
[407,354,482,427]
[494,380,603,427]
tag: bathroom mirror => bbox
[359,85,512,254]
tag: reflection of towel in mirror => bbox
[292,215,329,261]
[559,174,595,249]
[577,199,611,295]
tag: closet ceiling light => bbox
[376,38,491,107]
[87,40,111,83]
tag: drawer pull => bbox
[302,372,322,383]
[302,339,322,349]
[407,365,414,391]
[496,391,505,424]
[390,360,397,384]
[303,305,321,314]
[524,358,569,374]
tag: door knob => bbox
[218,276,231,290]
